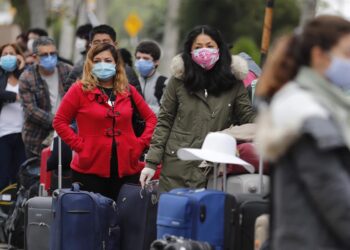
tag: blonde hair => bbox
[81,43,128,94]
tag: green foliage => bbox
[11,0,30,32]
[231,37,260,64]
[179,0,300,52]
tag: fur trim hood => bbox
[170,54,249,80]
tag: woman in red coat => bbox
[53,43,157,200]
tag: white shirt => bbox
[0,82,24,137]
[42,68,61,114]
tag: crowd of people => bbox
[0,14,350,249]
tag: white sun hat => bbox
[177,132,255,173]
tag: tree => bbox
[159,0,182,75]
[27,0,47,29]
[178,0,301,64]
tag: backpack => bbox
[154,76,167,105]
[4,157,40,249]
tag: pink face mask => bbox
[191,48,220,70]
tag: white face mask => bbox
[27,39,35,53]
[75,38,87,53]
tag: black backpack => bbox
[4,157,40,248]
[154,76,167,105]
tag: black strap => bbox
[154,75,167,105]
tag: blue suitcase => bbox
[157,188,235,250]
[50,183,119,250]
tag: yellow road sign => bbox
[124,12,143,37]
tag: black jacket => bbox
[0,68,23,113]
[272,117,350,250]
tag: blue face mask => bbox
[0,55,17,72]
[92,62,116,81]
[40,55,58,71]
[325,56,350,91]
[135,59,155,77]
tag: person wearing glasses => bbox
[53,43,157,200]
[66,24,142,94]
[19,36,72,158]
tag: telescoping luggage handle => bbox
[213,144,265,194]
[38,135,63,196]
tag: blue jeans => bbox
[0,133,26,190]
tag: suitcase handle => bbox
[71,182,80,191]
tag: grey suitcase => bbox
[24,137,64,250]
[25,196,52,250]
[207,151,270,195]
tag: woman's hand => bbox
[17,54,26,70]
[139,167,156,188]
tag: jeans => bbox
[0,133,26,190]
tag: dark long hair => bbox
[257,15,350,99]
[182,25,238,96]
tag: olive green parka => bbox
[146,55,256,192]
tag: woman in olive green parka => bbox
[140,25,256,192]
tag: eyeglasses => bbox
[38,52,57,57]
[91,40,114,46]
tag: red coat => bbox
[53,82,157,178]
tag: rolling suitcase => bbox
[157,164,235,250]
[24,137,65,250]
[230,152,269,250]
[50,183,119,250]
[208,151,270,195]
[157,187,235,250]
[116,181,159,250]
[24,196,52,250]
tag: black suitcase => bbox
[231,152,269,250]
[116,181,158,250]
[232,194,269,250]
[210,152,269,250]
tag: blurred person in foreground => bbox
[255,15,350,250]
[0,43,26,190]
[139,25,255,192]
[53,43,157,200]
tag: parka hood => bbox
[170,54,249,80]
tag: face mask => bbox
[39,55,58,72]
[27,39,35,53]
[191,48,220,70]
[75,38,87,53]
[92,62,116,81]
[325,56,350,91]
[0,55,17,72]
[135,59,155,77]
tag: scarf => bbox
[256,67,350,160]
[297,67,350,150]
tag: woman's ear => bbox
[310,46,331,75]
